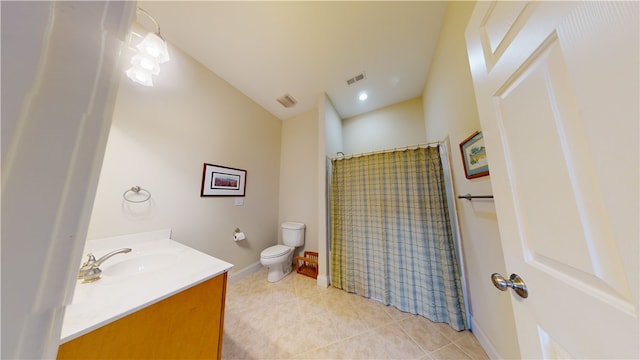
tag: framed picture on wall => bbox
[200,163,247,196]
[460,131,489,179]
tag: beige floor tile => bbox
[419,353,435,360]
[398,316,452,352]
[222,270,488,360]
[294,295,330,318]
[296,341,349,360]
[330,330,391,359]
[382,303,414,322]
[429,343,472,360]
[372,323,426,359]
[454,332,490,360]
[329,309,371,340]
[349,295,395,330]
[299,312,340,350]
[222,325,270,359]
[432,321,469,343]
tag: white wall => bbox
[342,97,426,154]
[422,2,520,359]
[279,109,318,256]
[87,33,282,274]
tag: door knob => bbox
[491,273,528,298]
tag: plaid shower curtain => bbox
[330,146,467,331]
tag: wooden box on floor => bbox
[295,251,318,279]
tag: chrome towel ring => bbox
[123,186,151,203]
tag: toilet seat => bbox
[261,245,291,259]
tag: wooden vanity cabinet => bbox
[57,272,228,359]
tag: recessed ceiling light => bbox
[359,92,368,101]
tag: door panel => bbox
[482,1,529,56]
[495,36,631,304]
[466,1,638,358]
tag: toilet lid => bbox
[261,245,291,259]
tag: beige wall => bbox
[342,97,426,154]
[279,109,318,257]
[317,94,343,287]
[87,37,282,274]
[323,95,344,157]
[422,2,520,358]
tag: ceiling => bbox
[137,1,448,120]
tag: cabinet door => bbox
[57,273,228,359]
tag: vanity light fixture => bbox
[126,8,170,87]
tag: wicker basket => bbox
[295,251,318,279]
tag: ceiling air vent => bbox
[276,94,297,108]
[346,72,366,86]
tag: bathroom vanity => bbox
[57,230,233,359]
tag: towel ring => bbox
[123,186,151,203]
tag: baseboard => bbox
[229,261,329,287]
[228,261,262,284]
[317,274,330,288]
[471,316,500,359]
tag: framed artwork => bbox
[460,131,489,179]
[200,163,247,196]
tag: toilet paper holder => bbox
[233,228,246,241]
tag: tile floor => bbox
[222,267,489,359]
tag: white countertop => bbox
[60,229,233,343]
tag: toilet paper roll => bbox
[233,232,246,241]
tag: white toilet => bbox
[260,222,305,282]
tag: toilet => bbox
[260,222,305,282]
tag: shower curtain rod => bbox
[329,140,444,160]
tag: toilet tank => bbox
[281,222,305,247]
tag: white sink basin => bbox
[61,231,233,344]
[102,253,179,277]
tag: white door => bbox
[465,2,638,359]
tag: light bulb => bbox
[130,53,160,75]
[135,72,147,82]
[140,58,154,70]
[145,46,160,58]
[136,33,170,63]
[126,66,153,86]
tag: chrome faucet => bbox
[78,248,132,283]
